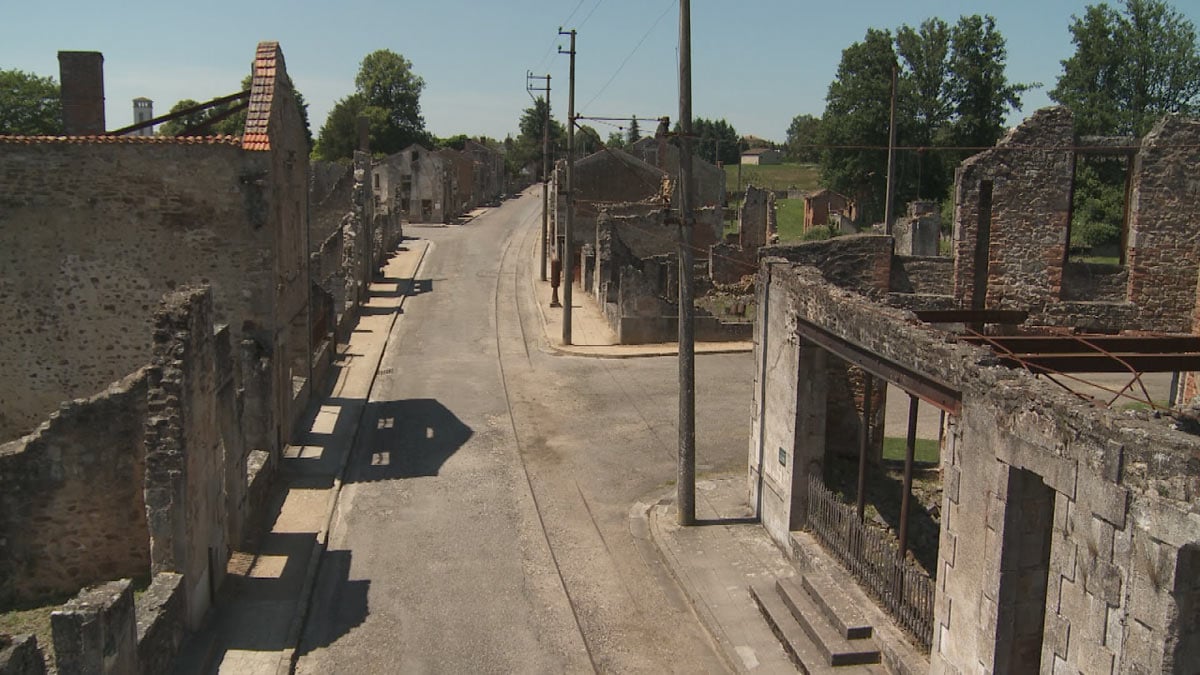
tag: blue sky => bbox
[3,1,1198,142]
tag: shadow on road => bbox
[295,549,370,657]
[347,398,474,482]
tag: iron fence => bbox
[805,474,935,651]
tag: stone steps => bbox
[750,575,884,674]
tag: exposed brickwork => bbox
[0,370,151,609]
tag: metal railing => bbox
[805,474,935,651]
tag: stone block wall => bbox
[890,256,953,296]
[134,572,184,675]
[51,579,137,675]
[1124,116,1200,332]
[0,140,271,444]
[751,256,1200,674]
[0,370,151,609]
[0,634,45,675]
[739,186,773,250]
[143,287,230,629]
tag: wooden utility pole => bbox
[677,0,696,526]
[558,29,576,345]
[883,64,898,234]
[526,71,551,281]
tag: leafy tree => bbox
[819,28,898,223]
[895,18,953,200]
[161,74,312,149]
[674,117,741,165]
[509,96,565,179]
[1051,0,1200,136]
[315,49,429,160]
[946,15,1032,149]
[626,114,640,144]
[784,113,822,163]
[0,69,62,134]
[576,124,601,155]
[606,131,626,149]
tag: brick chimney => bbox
[58,51,106,135]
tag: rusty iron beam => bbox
[962,334,1200,354]
[999,352,1200,373]
[106,90,250,136]
[796,318,962,414]
[914,309,1028,325]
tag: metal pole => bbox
[883,64,898,234]
[856,373,873,520]
[677,0,696,526]
[559,29,576,345]
[898,393,918,557]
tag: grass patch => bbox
[725,162,821,193]
[775,198,806,241]
[882,436,940,463]
[0,603,57,670]
[1075,255,1120,266]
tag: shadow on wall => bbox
[348,399,474,482]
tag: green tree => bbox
[0,69,62,134]
[576,124,602,155]
[626,114,640,144]
[946,15,1032,149]
[161,74,312,149]
[784,113,822,163]
[510,96,565,179]
[315,49,429,160]
[675,117,740,165]
[1051,0,1200,136]
[819,28,898,223]
[606,131,626,149]
[895,18,953,200]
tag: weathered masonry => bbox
[747,108,1200,674]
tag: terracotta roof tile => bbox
[0,134,243,146]
[241,133,271,151]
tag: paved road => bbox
[296,191,753,673]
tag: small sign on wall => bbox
[778,447,787,466]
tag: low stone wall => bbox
[0,634,45,675]
[0,370,151,609]
[890,255,952,295]
[710,243,757,285]
[51,579,138,675]
[134,573,184,675]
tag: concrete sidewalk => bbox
[645,478,800,674]
[177,240,430,675]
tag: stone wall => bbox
[0,634,44,675]
[0,370,151,609]
[143,287,232,629]
[759,235,893,300]
[1124,116,1200,332]
[890,255,953,296]
[751,256,1200,674]
[51,579,138,675]
[134,572,184,675]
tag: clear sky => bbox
[3,0,1198,142]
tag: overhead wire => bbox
[580,0,677,113]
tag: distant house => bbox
[740,147,782,165]
[803,188,856,231]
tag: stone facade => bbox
[51,579,138,675]
[804,189,855,231]
[0,370,151,608]
[627,135,726,210]
[375,144,454,223]
[894,200,940,257]
[0,42,312,451]
[749,235,1200,673]
[952,108,1200,333]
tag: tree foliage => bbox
[784,113,822,163]
[315,49,429,160]
[0,69,62,135]
[818,16,1030,223]
[626,115,640,144]
[509,96,566,179]
[160,74,311,148]
[674,117,741,165]
[1051,0,1200,136]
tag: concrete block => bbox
[1043,611,1071,659]
[945,466,961,505]
[1079,469,1129,529]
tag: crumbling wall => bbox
[50,579,138,675]
[0,634,44,675]
[753,257,1200,674]
[309,161,351,247]
[890,256,953,296]
[739,185,772,250]
[134,572,184,675]
[1125,116,1200,332]
[893,200,940,256]
[0,140,273,444]
[0,369,151,609]
[143,286,230,629]
[952,107,1074,314]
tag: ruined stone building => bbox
[627,135,726,210]
[804,187,856,231]
[438,147,478,216]
[0,41,400,671]
[374,144,455,223]
[746,108,1200,673]
[460,138,506,203]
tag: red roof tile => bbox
[0,134,243,146]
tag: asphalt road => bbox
[296,190,753,673]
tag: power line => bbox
[533,0,588,70]
[580,0,676,113]
[578,0,604,29]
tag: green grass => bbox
[1,604,56,670]
[1074,255,1121,266]
[882,436,940,463]
[725,162,821,193]
[775,198,806,241]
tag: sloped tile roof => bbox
[242,41,281,151]
[0,134,243,146]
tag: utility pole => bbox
[526,71,551,281]
[558,28,576,345]
[676,0,696,527]
[883,64,898,234]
